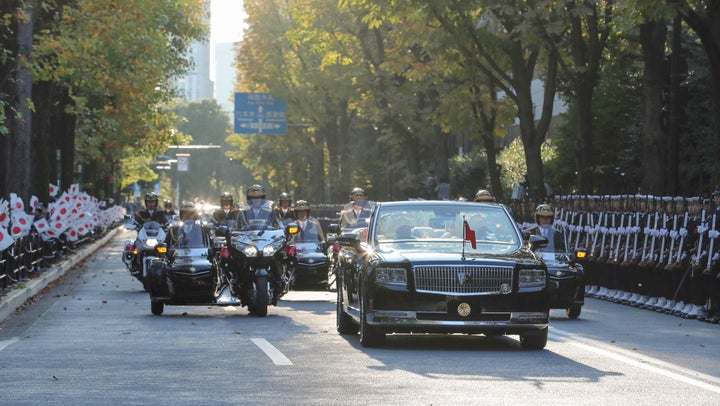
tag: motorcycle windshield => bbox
[239,198,279,230]
[176,221,207,248]
[141,221,163,237]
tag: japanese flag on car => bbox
[0,226,14,251]
[463,220,477,249]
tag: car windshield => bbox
[372,203,521,254]
[176,221,207,248]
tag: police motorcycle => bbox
[145,208,218,316]
[216,198,299,317]
[326,199,376,291]
[122,219,169,291]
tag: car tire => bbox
[519,327,548,350]
[359,284,385,347]
[337,284,359,335]
[566,304,582,319]
[151,300,164,316]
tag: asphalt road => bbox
[0,229,719,405]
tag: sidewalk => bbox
[0,227,122,322]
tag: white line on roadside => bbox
[251,338,293,366]
[0,337,19,352]
[550,327,720,394]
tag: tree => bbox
[21,0,206,201]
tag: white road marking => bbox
[550,327,720,394]
[0,337,19,352]
[251,338,293,365]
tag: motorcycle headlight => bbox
[243,246,258,257]
[262,245,277,256]
[146,238,159,247]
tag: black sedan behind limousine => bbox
[333,200,550,349]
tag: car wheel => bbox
[337,285,359,335]
[151,300,164,316]
[251,276,269,317]
[359,284,385,347]
[566,304,582,319]
[519,327,548,350]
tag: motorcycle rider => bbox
[239,184,279,227]
[212,192,240,224]
[293,200,325,242]
[275,192,295,225]
[535,203,566,252]
[163,200,176,217]
[340,187,372,228]
[234,184,284,304]
[133,192,168,227]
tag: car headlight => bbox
[243,245,258,257]
[518,269,546,288]
[375,267,407,286]
[145,238,159,247]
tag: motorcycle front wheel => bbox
[249,275,269,317]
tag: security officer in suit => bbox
[275,192,295,225]
[293,200,324,242]
[340,188,372,228]
[535,204,566,252]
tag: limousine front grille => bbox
[413,265,513,295]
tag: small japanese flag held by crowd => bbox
[1,185,127,248]
[0,226,13,251]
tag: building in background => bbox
[175,2,213,101]
[214,42,236,120]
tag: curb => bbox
[0,227,122,323]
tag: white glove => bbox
[710,229,720,239]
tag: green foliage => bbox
[30,0,208,193]
[449,152,488,200]
[498,137,557,194]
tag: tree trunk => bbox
[667,16,682,195]
[6,2,34,200]
[639,20,668,195]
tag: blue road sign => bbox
[234,93,287,135]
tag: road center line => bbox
[0,337,19,352]
[251,338,293,366]
[550,327,720,394]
